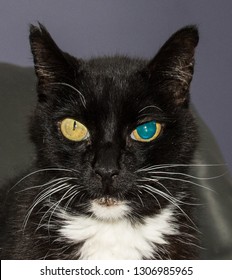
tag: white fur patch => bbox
[57,204,178,260]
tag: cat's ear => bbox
[148,26,199,107]
[29,23,75,89]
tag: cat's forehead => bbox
[84,56,146,77]
[80,56,147,115]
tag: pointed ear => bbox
[148,26,199,107]
[29,23,75,89]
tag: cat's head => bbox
[29,24,199,220]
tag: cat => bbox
[0,23,200,259]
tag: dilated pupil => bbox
[137,121,157,139]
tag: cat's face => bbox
[29,24,198,220]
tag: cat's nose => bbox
[94,166,119,180]
[94,165,119,195]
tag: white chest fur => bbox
[58,205,178,260]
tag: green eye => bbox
[131,120,161,142]
[60,118,89,141]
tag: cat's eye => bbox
[60,118,89,141]
[131,120,161,142]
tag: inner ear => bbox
[147,26,199,107]
[29,23,85,106]
[29,23,77,88]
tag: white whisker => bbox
[9,168,74,193]
[141,187,162,209]
[23,182,72,230]
[154,176,215,193]
[17,177,76,193]
[37,184,77,231]
[138,184,197,229]
[64,190,80,211]
[138,177,172,196]
[136,163,226,173]
[136,193,145,207]
[139,105,163,113]
[46,185,78,231]
[147,171,228,181]
[51,82,86,108]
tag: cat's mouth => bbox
[94,197,119,207]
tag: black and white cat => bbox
[0,24,200,259]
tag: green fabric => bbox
[0,63,36,183]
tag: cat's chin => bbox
[90,197,130,221]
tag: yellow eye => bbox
[131,121,161,142]
[60,118,89,141]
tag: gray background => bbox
[0,0,231,173]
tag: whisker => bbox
[32,181,74,207]
[140,187,162,209]
[37,184,77,231]
[137,177,202,205]
[64,189,81,211]
[23,182,72,230]
[178,222,202,234]
[136,194,145,207]
[138,184,197,228]
[138,177,173,196]
[9,168,75,193]
[136,163,226,173]
[147,171,228,181]
[51,82,86,108]
[140,183,200,206]
[153,176,215,193]
[138,105,163,114]
[16,177,76,193]
[175,238,205,250]
[46,185,78,231]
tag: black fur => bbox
[0,24,199,259]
